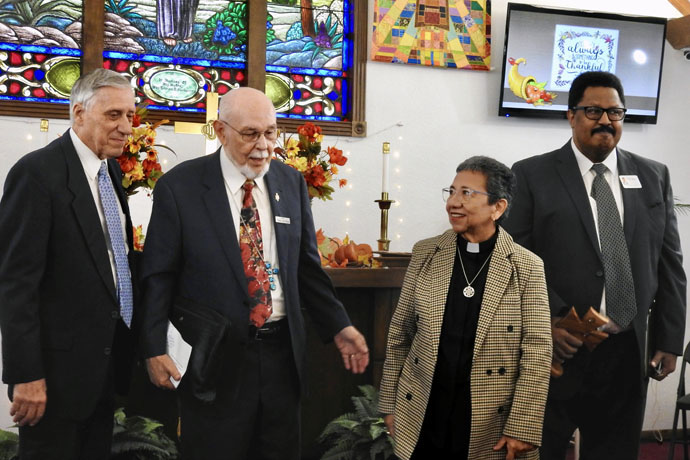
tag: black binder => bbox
[170,297,231,403]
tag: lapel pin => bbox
[275,192,280,202]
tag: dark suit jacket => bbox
[139,152,351,403]
[503,141,686,396]
[0,130,137,420]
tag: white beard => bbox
[232,154,271,180]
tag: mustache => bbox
[249,150,270,159]
[591,125,616,136]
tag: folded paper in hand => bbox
[166,320,192,388]
[551,306,609,378]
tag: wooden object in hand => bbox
[551,307,609,378]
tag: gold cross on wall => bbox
[174,92,220,155]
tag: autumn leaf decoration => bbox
[316,229,380,268]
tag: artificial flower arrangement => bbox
[316,229,380,268]
[117,104,175,197]
[132,225,145,252]
[273,122,347,201]
[117,104,175,251]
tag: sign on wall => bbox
[551,24,619,89]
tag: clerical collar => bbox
[458,228,498,254]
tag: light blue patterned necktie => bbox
[98,162,133,328]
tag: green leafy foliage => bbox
[111,408,178,460]
[674,197,690,215]
[0,429,17,460]
[318,385,395,460]
[675,204,690,215]
[0,0,80,26]
[202,2,247,55]
[266,14,276,43]
[0,411,179,460]
[302,13,343,61]
[202,2,275,56]
[105,0,142,20]
[309,183,334,200]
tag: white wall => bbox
[0,0,687,434]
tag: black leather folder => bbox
[170,297,231,403]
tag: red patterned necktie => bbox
[239,180,273,328]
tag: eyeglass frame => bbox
[570,106,627,121]
[441,187,492,203]
[216,119,278,143]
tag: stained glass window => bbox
[103,1,249,114]
[0,0,82,104]
[0,1,363,134]
[266,0,350,121]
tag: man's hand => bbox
[383,414,395,439]
[145,354,181,390]
[552,316,583,363]
[493,435,535,460]
[10,378,47,426]
[650,350,678,381]
[333,326,369,374]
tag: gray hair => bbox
[456,156,516,224]
[69,68,132,123]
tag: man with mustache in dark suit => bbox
[503,71,686,459]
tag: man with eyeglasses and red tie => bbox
[138,87,369,460]
[503,71,686,459]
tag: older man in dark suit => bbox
[0,69,137,459]
[139,87,369,460]
[503,71,686,459]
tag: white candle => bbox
[382,142,390,194]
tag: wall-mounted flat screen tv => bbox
[498,3,667,124]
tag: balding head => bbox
[219,87,276,126]
[214,88,277,179]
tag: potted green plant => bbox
[318,385,395,460]
[110,408,178,459]
[0,429,17,460]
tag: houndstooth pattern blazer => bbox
[379,227,552,460]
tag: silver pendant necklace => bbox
[457,246,493,298]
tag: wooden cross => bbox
[174,92,220,155]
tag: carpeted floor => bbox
[564,441,688,459]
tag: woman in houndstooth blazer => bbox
[379,156,552,460]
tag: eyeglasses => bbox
[217,119,278,143]
[570,106,627,121]
[441,187,491,203]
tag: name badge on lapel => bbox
[275,216,291,224]
[619,175,642,189]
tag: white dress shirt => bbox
[572,139,624,330]
[70,129,128,289]
[219,149,285,322]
